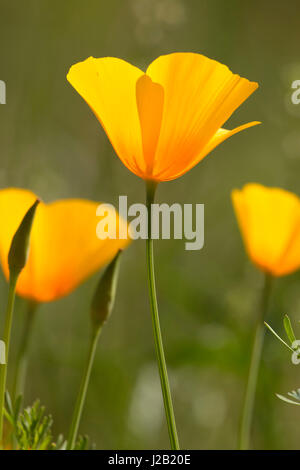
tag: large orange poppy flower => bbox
[232,183,300,276]
[0,188,130,302]
[67,52,259,181]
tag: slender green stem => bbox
[67,326,101,450]
[239,273,273,450]
[145,181,180,450]
[0,273,18,443]
[12,301,38,402]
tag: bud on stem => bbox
[8,199,40,278]
[90,250,122,329]
[0,199,39,443]
[67,250,123,450]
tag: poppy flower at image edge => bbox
[0,188,130,302]
[67,52,260,182]
[232,183,300,277]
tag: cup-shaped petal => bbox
[232,183,300,276]
[0,188,130,302]
[67,57,146,177]
[145,53,259,180]
[67,53,259,182]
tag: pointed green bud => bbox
[8,199,40,277]
[90,250,122,329]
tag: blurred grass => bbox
[0,0,300,449]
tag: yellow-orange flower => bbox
[232,183,300,276]
[0,188,130,302]
[67,53,259,182]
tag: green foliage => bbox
[74,434,95,450]
[283,315,297,345]
[276,389,300,406]
[265,314,299,352]
[264,321,293,351]
[4,392,91,450]
[265,316,300,407]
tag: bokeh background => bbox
[1,0,300,449]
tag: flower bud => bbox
[8,199,40,277]
[90,250,122,328]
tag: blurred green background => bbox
[1,0,300,449]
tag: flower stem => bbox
[145,181,180,450]
[0,273,18,443]
[67,326,101,450]
[12,301,38,402]
[239,273,273,450]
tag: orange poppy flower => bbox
[232,183,300,276]
[67,52,259,182]
[0,188,130,302]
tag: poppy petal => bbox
[199,122,261,161]
[0,189,130,302]
[146,53,258,180]
[136,74,164,175]
[159,122,260,181]
[232,184,300,276]
[67,57,145,177]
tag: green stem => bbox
[145,180,180,450]
[0,273,18,443]
[239,273,273,450]
[12,301,38,402]
[67,326,101,450]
